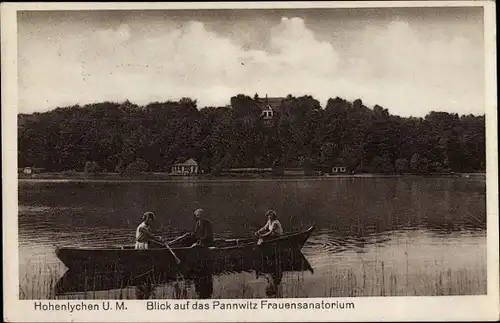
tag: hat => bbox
[265,209,277,218]
[142,211,155,221]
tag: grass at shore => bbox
[19,256,486,300]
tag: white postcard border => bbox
[2,1,498,322]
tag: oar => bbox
[247,221,263,234]
[165,233,190,246]
[151,235,183,264]
[162,240,181,265]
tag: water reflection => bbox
[19,178,487,298]
[19,178,486,251]
[55,250,313,299]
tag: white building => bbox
[331,166,347,173]
[171,158,199,175]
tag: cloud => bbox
[343,20,484,116]
[18,16,484,116]
[96,23,131,45]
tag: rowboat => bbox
[55,249,313,296]
[55,226,315,277]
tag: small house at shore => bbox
[283,168,306,176]
[227,168,273,174]
[19,167,44,175]
[171,158,199,175]
[331,165,347,174]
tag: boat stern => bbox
[55,247,71,270]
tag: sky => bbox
[17,7,485,117]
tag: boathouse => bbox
[171,158,199,175]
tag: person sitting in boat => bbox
[190,208,214,247]
[135,212,164,249]
[255,209,283,244]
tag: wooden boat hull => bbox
[55,226,315,276]
[55,250,313,295]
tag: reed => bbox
[20,253,486,300]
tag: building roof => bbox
[174,158,198,166]
[255,96,285,111]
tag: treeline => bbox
[18,94,485,175]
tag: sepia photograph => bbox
[2,1,498,322]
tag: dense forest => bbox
[18,94,485,175]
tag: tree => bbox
[410,153,420,173]
[124,158,148,175]
[369,156,384,173]
[17,96,485,175]
[302,157,316,176]
[395,158,409,174]
[381,154,395,173]
[84,161,100,173]
[417,157,431,174]
[272,158,285,176]
[319,142,338,170]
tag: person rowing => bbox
[135,211,181,264]
[135,212,164,249]
[189,208,214,247]
[255,209,283,245]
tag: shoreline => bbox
[17,172,486,183]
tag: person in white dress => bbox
[255,209,283,244]
[135,212,164,249]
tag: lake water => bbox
[18,177,487,299]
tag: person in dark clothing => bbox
[191,208,214,247]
